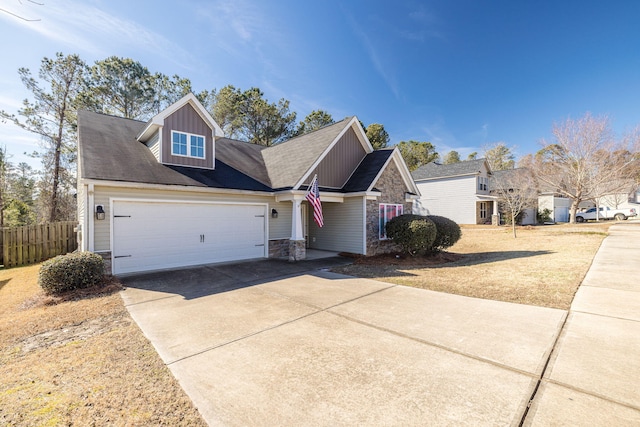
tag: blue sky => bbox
[2,0,640,170]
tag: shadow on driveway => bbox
[120,256,353,300]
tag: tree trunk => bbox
[569,199,580,224]
[512,213,517,238]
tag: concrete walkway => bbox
[523,222,640,426]
[120,222,640,426]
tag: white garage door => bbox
[112,200,266,275]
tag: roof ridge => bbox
[78,109,147,124]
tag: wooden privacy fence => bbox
[1,222,78,268]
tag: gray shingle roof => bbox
[78,110,270,191]
[412,158,489,181]
[78,112,388,194]
[215,137,270,187]
[342,149,393,192]
[261,117,354,189]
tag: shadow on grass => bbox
[435,250,555,268]
[338,250,555,279]
[0,279,10,292]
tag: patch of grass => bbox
[0,264,207,426]
[334,223,611,309]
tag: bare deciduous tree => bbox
[528,113,640,223]
[491,168,537,237]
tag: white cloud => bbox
[345,14,399,99]
[0,0,194,66]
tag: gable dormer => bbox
[136,93,224,170]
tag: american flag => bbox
[305,175,324,227]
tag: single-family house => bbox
[411,159,498,224]
[77,93,419,275]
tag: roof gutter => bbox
[78,178,275,197]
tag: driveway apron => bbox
[121,256,568,426]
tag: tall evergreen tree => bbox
[397,140,439,171]
[364,123,390,150]
[442,150,461,164]
[295,110,334,135]
[1,52,87,222]
[84,56,156,120]
[484,142,515,171]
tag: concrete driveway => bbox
[121,256,569,426]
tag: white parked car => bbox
[575,206,638,222]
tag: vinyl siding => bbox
[147,131,160,161]
[92,185,274,251]
[268,200,293,240]
[413,176,478,224]
[308,197,365,254]
[162,103,214,169]
[305,128,367,188]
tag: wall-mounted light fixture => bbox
[271,208,278,219]
[95,205,106,220]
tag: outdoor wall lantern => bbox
[271,208,278,219]
[95,205,106,220]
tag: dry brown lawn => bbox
[335,223,612,310]
[0,264,207,426]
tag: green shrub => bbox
[537,208,552,224]
[38,252,105,295]
[426,215,462,252]
[385,214,437,256]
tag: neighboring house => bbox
[412,159,498,224]
[77,93,419,275]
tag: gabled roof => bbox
[261,116,372,190]
[412,158,491,181]
[342,149,394,192]
[136,93,223,142]
[78,110,270,191]
[78,100,415,196]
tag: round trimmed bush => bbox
[426,215,462,252]
[385,214,437,256]
[38,252,105,295]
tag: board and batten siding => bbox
[414,176,478,224]
[91,186,274,252]
[305,128,367,189]
[162,103,214,169]
[308,197,365,254]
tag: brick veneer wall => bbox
[366,161,412,255]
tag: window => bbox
[171,131,205,159]
[477,176,488,191]
[379,203,404,240]
[480,202,488,219]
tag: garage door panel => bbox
[112,201,266,275]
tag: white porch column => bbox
[289,196,306,261]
